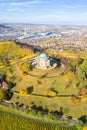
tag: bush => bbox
[83,126,87,130]
[75,121,83,130]
[64,119,70,125]
[0,89,13,100]
[70,95,81,105]
[27,86,33,94]
[20,62,30,74]
[48,113,58,121]
[19,89,28,96]
[45,90,57,97]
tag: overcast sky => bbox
[0,0,87,25]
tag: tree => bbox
[21,62,30,74]
[0,89,6,99]
[70,59,81,73]
[0,89,13,100]
[20,88,29,95]
[83,126,87,130]
[8,81,16,89]
[75,121,83,130]
[2,57,10,68]
[77,60,87,80]
[27,86,33,94]
[70,95,81,104]
[45,89,58,97]
[77,68,85,80]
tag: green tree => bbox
[75,121,83,130]
[0,89,13,100]
[0,89,8,100]
[77,60,87,80]
[70,59,80,73]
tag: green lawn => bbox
[10,65,87,118]
[10,93,87,118]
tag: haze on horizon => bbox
[0,0,87,25]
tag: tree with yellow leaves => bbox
[83,126,87,130]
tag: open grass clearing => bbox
[10,93,87,118]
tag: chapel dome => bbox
[37,53,50,60]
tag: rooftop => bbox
[37,53,50,60]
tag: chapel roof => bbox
[37,53,50,60]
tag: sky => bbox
[0,0,87,25]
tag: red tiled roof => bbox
[2,81,8,87]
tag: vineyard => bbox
[0,111,77,130]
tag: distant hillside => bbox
[0,40,33,58]
[0,24,10,28]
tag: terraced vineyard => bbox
[0,111,77,130]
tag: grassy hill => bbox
[10,68,87,118]
[0,40,32,58]
[0,40,87,122]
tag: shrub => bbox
[75,121,83,130]
[19,89,28,96]
[45,90,57,97]
[83,126,87,130]
[70,95,81,105]
[0,89,13,100]
[64,119,70,125]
